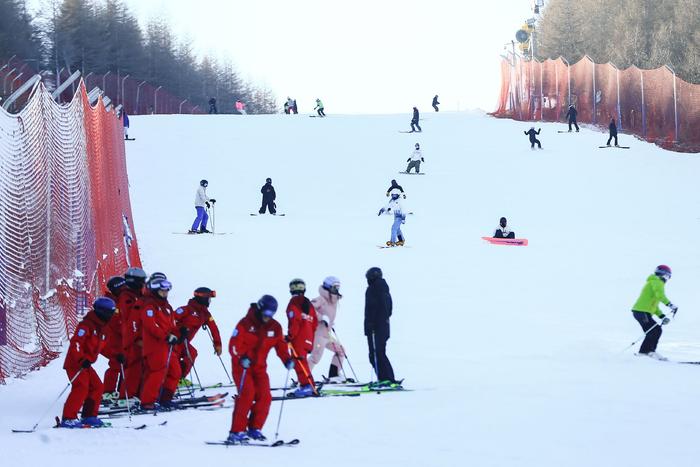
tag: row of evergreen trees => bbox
[535,0,699,84]
[0,0,277,113]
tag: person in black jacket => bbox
[410,107,422,133]
[565,105,579,132]
[259,178,276,214]
[385,179,405,198]
[208,97,218,114]
[524,127,542,149]
[432,95,440,112]
[607,116,618,147]
[364,267,396,385]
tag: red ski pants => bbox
[102,355,121,393]
[119,350,143,399]
[291,343,314,387]
[62,367,103,420]
[179,343,198,378]
[230,366,271,432]
[140,349,181,405]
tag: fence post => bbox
[640,70,646,138]
[135,81,146,114]
[120,74,130,108]
[555,59,559,117]
[179,99,188,114]
[103,71,111,98]
[561,57,571,106]
[539,60,544,121]
[666,65,678,143]
[3,68,17,95]
[612,63,621,130]
[591,59,596,124]
[154,86,162,114]
[10,73,24,93]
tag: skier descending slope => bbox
[524,127,542,149]
[285,279,318,397]
[378,189,407,247]
[259,178,277,215]
[432,94,440,112]
[631,265,678,361]
[227,295,294,444]
[607,116,619,147]
[309,277,344,380]
[405,143,424,174]
[190,180,216,234]
[410,107,422,132]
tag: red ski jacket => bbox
[174,299,222,347]
[141,294,176,359]
[63,311,107,370]
[101,290,125,358]
[119,288,143,350]
[229,306,289,370]
[286,296,318,352]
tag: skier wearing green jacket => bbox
[631,265,678,360]
[314,98,325,117]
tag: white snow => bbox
[2,111,700,466]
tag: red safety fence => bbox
[493,55,700,153]
[0,80,141,383]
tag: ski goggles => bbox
[194,289,216,298]
[261,308,276,318]
[324,284,342,297]
[150,279,172,291]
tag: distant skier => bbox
[378,189,407,247]
[607,116,618,147]
[122,110,131,140]
[285,279,318,397]
[432,95,440,112]
[410,107,422,132]
[405,143,424,174]
[364,267,399,387]
[284,100,290,114]
[259,177,276,215]
[292,99,298,114]
[566,104,579,132]
[235,100,247,115]
[493,217,515,239]
[309,276,345,381]
[314,98,326,117]
[208,97,218,114]
[386,179,405,199]
[524,126,542,149]
[227,295,294,443]
[190,180,216,234]
[631,265,678,361]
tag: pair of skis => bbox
[206,438,300,447]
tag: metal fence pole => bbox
[121,74,130,108]
[103,71,111,97]
[591,59,596,124]
[539,60,544,121]
[135,81,146,114]
[613,64,621,130]
[179,99,188,114]
[667,66,679,143]
[640,70,646,138]
[154,86,162,114]
[561,57,571,106]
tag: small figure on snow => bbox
[566,104,579,132]
[524,126,542,149]
[607,116,619,147]
[494,217,515,239]
[406,143,424,174]
[235,100,247,115]
[314,98,326,117]
[208,97,218,114]
[631,265,678,361]
[410,107,422,132]
[286,279,318,397]
[309,277,345,381]
[259,177,276,215]
[386,179,405,199]
[190,180,216,234]
[121,110,131,140]
[432,95,440,112]
[364,267,399,388]
[378,189,407,247]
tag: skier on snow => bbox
[227,295,294,443]
[309,277,345,381]
[285,279,319,397]
[607,116,619,147]
[565,104,579,132]
[386,179,405,199]
[410,107,422,133]
[190,180,216,234]
[259,177,277,214]
[493,217,515,239]
[121,110,131,140]
[405,143,424,174]
[378,189,407,247]
[524,126,542,149]
[101,276,128,398]
[208,97,218,114]
[364,267,399,388]
[60,297,116,428]
[314,98,326,117]
[432,95,440,112]
[118,267,148,401]
[631,265,678,361]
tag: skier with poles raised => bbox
[227,295,294,443]
[59,297,116,428]
[309,277,345,381]
[364,267,399,388]
[630,265,678,361]
[285,279,318,397]
[378,189,407,247]
[190,179,216,234]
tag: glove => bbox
[285,359,295,370]
[668,303,678,316]
[660,314,670,325]
[210,199,216,204]
[421,158,424,162]
[214,345,222,356]
[240,356,251,369]
[407,158,411,162]
[116,353,126,364]
[378,208,385,216]
[205,202,211,208]
[284,335,291,343]
[166,334,178,345]
[402,194,406,199]
[386,193,389,197]
[81,359,92,369]
[179,327,189,340]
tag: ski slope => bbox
[2,111,700,466]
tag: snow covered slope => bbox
[2,111,700,466]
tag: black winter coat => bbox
[432,96,440,106]
[524,128,540,141]
[386,181,404,195]
[261,183,276,201]
[609,120,618,135]
[364,278,392,337]
[566,107,577,120]
[412,108,419,123]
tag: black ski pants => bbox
[530,138,541,148]
[406,161,421,173]
[433,104,439,112]
[633,311,662,354]
[494,230,515,239]
[607,134,618,146]
[368,329,394,382]
[568,119,579,131]
[259,198,276,214]
[411,121,422,132]
[317,108,326,117]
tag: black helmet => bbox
[266,177,272,183]
[93,296,116,322]
[289,278,306,295]
[124,267,147,289]
[365,267,383,283]
[106,276,126,295]
[193,286,216,306]
[200,179,208,187]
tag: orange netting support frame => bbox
[492,56,700,153]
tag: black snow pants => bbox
[368,328,394,382]
[259,197,276,214]
[633,311,662,354]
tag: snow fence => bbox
[0,80,141,382]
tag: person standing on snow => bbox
[121,110,131,140]
[565,104,579,132]
[432,95,440,112]
[607,116,619,147]
[309,277,345,381]
[118,267,147,402]
[410,107,422,132]
[385,179,405,199]
[60,297,116,428]
[524,126,542,149]
[314,98,326,117]
[364,267,398,387]
[493,217,515,239]
[286,279,318,397]
[235,100,247,115]
[208,97,218,114]
[227,295,294,443]
[405,143,424,174]
[101,276,128,398]
[190,180,216,234]
[378,189,407,247]
[259,177,276,215]
[631,265,678,361]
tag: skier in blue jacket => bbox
[378,189,407,247]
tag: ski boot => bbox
[647,351,668,361]
[81,416,106,428]
[187,229,199,234]
[199,227,211,233]
[396,235,405,246]
[292,384,314,398]
[369,379,404,390]
[385,241,396,247]
[227,432,250,444]
[59,418,84,429]
[178,377,193,388]
[247,429,267,441]
[117,396,140,410]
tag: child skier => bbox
[565,105,579,132]
[227,295,294,443]
[259,178,276,214]
[314,98,326,117]
[386,179,405,198]
[378,189,407,247]
[286,279,319,397]
[631,265,678,360]
[190,180,216,234]
[405,143,424,174]
[607,116,619,146]
[309,277,345,381]
[524,127,542,149]
[60,297,116,428]
[493,217,515,238]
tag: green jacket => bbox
[632,274,670,317]
[315,99,324,109]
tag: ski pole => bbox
[205,325,233,384]
[211,203,216,233]
[13,369,83,433]
[119,363,133,422]
[237,367,247,397]
[371,331,380,383]
[288,343,318,395]
[183,338,204,393]
[155,344,175,415]
[332,327,358,381]
[274,365,292,441]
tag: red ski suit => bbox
[118,287,144,399]
[173,299,222,378]
[228,306,290,432]
[286,295,318,386]
[101,289,125,393]
[139,294,181,405]
[62,311,107,420]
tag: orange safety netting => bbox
[493,55,700,152]
[0,80,141,382]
